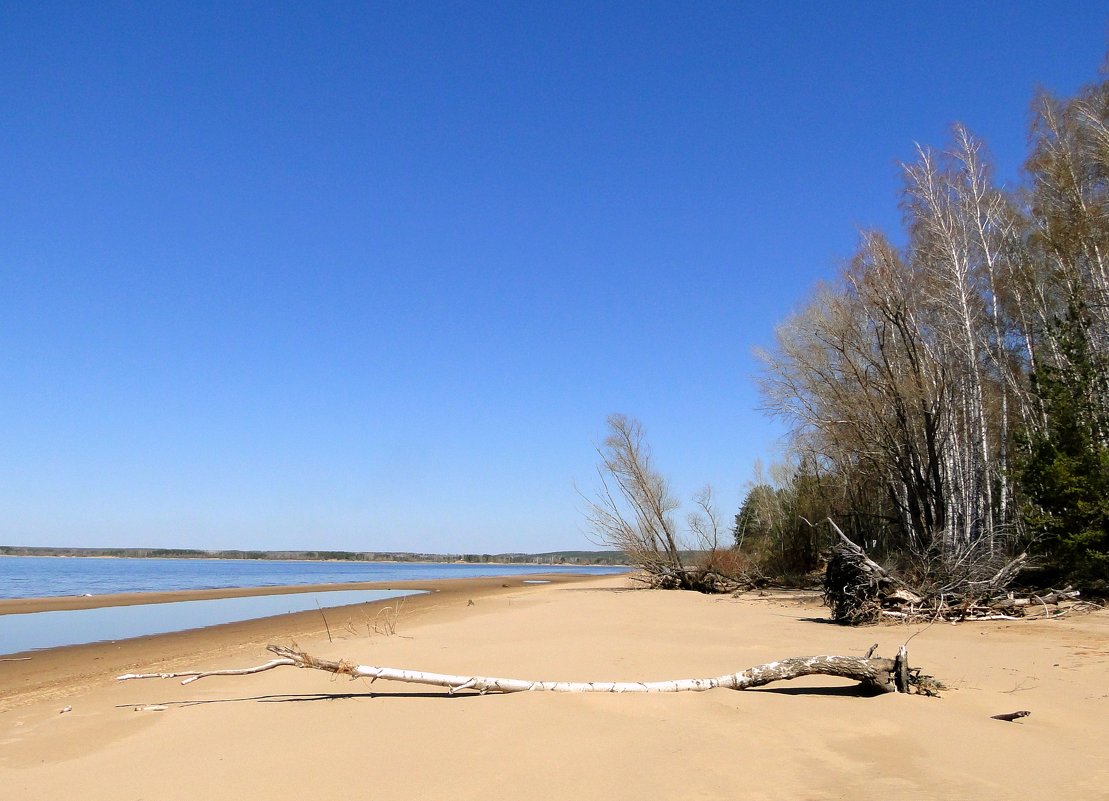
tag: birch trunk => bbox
[117,644,919,695]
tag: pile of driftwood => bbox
[823,525,1084,624]
[650,566,764,594]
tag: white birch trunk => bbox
[118,644,917,695]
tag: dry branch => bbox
[820,519,1059,625]
[118,644,933,695]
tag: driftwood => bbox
[819,519,1074,625]
[823,522,920,625]
[991,710,1031,722]
[650,566,764,594]
[989,589,1080,612]
[118,644,934,695]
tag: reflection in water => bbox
[0,589,422,655]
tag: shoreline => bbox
[3,575,1107,798]
[0,561,629,614]
[0,570,626,615]
[0,572,618,711]
[0,580,432,615]
[0,552,627,567]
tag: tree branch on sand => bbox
[118,644,939,696]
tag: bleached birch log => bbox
[117,644,918,694]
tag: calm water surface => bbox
[0,558,627,655]
[0,556,627,599]
[0,589,420,655]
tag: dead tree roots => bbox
[823,531,925,625]
[821,521,1083,624]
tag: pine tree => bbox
[1019,303,1109,586]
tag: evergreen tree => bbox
[1019,303,1109,586]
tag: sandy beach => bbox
[2,574,1108,800]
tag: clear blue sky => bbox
[2,2,1106,553]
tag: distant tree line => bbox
[0,545,628,566]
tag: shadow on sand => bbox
[119,680,882,707]
[116,690,482,708]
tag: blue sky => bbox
[2,2,1107,552]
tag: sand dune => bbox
[2,574,1107,800]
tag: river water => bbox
[0,557,627,655]
[0,556,626,599]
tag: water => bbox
[0,589,420,655]
[0,556,627,599]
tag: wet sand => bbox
[0,573,594,708]
[2,574,1108,800]
[0,572,577,615]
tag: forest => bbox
[589,61,1109,618]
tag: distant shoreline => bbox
[0,568,630,614]
[0,546,627,567]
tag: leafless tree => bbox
[757,60,1109,606]
[583,414,750,591]
[582,414,684,578]
[687,485,724,552]
[760,129,1032,580]
[1026,80,1109,439]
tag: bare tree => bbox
[760,132,1029,584]
[756,59,1109,604]
[758,234,953,559]
[1026,82,1109,437]
[583,414,749,592]
[687,485,724,552]
[583,414,684,578]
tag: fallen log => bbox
[118,644,931,695]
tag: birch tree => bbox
[1026,82,1109,433]
[756,58,1109,592]
[760,133,1026,578]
